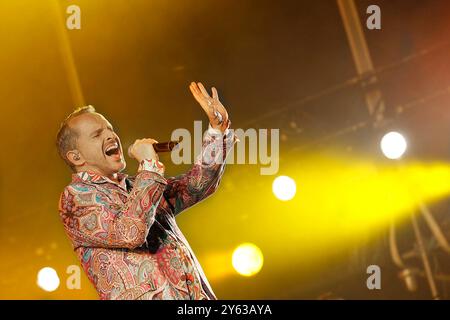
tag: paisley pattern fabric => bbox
[59,128,236,300]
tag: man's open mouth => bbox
[104,142,121,157]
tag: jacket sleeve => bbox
[59,160,167,250]
[163,125,237,216]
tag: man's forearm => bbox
[164,126,236,215]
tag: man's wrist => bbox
[208,123,229,135]
[138,159,165,176]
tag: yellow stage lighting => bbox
[232,243,264,277]
[381,131,407,159]
[37,267,60,292]
[272,175,296,201]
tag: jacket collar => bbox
[72,171,129,191]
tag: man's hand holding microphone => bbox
[128,138,159,163]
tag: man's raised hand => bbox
[189,82,230,133]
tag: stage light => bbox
[380,131,407,159]
[272,175,296,201]
[37,267,60,292]
[232,243,264,277]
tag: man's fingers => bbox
[190,82,211,114]
[188,82,197,96]
[190,86,207,112]
[189,83,198,98]
[189,82,226,119]
[189,82,205,102]
[212,87,219,100]
[135,138,158,145]
[144,138,158,144]
[197,82,211,98]
[189,82,200,95]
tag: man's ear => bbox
[66,150,85,167]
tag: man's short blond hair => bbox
[56,105,96,171]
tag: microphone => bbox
[128,140,180,158]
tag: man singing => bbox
[57,82,235,300]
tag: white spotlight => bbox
[37,267,60,292]
[232,243,264,277]
[380,131,407,160]
[272,175,296,201]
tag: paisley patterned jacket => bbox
[58,127,236,300]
